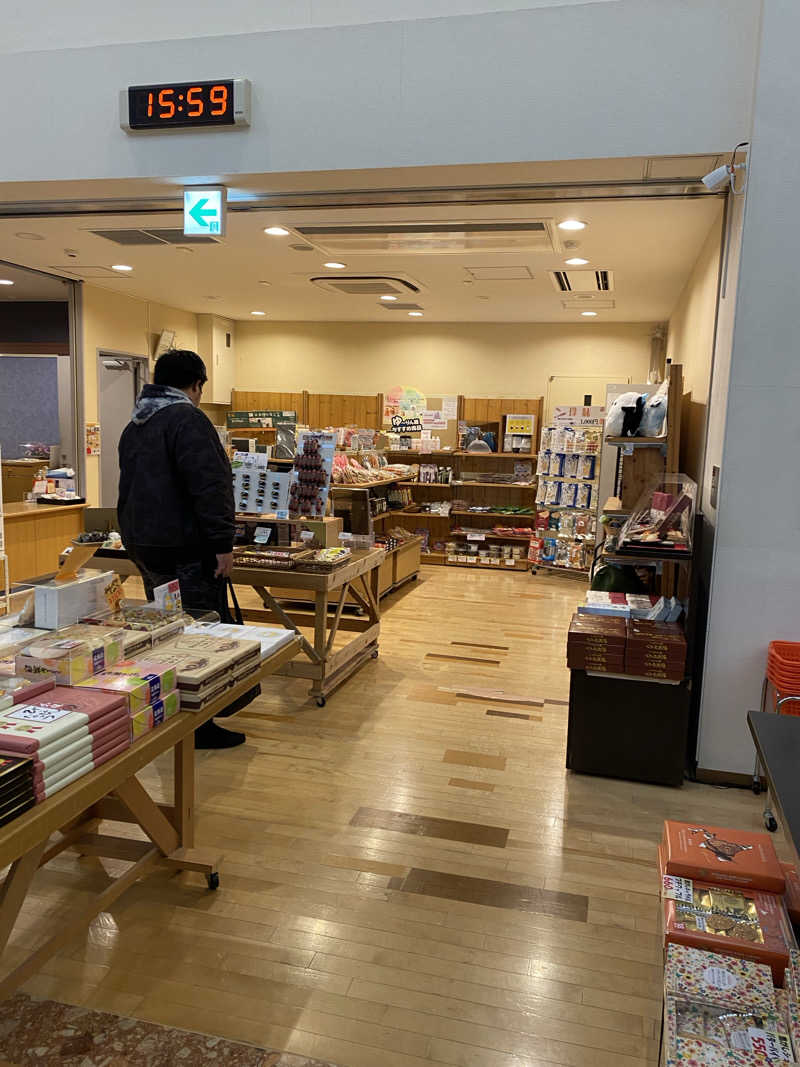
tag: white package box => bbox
[31,571,115,630]
[184,621,295,660]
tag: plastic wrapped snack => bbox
[618,474,698,555]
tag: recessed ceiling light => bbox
[258,280,271,286]
[581,311,598,317]
[565,257,589,266]
[0,279,14,286]
[324,261,347,270]
[111,264,133,272]
[250,310,266,316]
[15,231,44,241]
[558,219,587,231]
[264,226,290,236]
[380,295,398,302]
[408,311,423,317]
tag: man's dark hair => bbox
[153,349,208,389]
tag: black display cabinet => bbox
[566,669,691,787]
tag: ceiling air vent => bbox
[90,228,220,246]
[297,221,555,255]
[550,269,615,293]
[380,302,423,312]
[310,275,421,297]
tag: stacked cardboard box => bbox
[146,633,261,711]
[78,659,181,740]
[0,688,130,802]
[627,620,687,681]
[663,944,794,1064]
[566,615,626,673]
[15,628,122,686]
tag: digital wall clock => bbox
[120,78,250,132]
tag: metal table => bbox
[748,709,800,857]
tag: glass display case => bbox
[617,473,696,558]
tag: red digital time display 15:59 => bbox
[121,78,251,132]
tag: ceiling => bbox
[0,261,70,301]
[0,159,725,324]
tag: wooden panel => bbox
[462,396,543,434]
[306,393,381,429]
[4,516,38,582]
[34,510,83,576]
[230,390,304,418]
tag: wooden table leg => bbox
[310,590,329,702]
[0,840,47,956]
[174,737,194,850]
[114,777,179,855]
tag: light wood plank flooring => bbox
[11,566,773,1067]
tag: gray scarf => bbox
[131,384,193,425]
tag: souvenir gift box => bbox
[77,659,178,713]
[626,619,687,680]
[131,690,181,739]
[183,621,295,661]
[781,864,800,925]
[0,688,130,801]
[28,570,115,630]
[0,673,56,711]
[146,633,261,711]
[0,754,36,828]
[566,614,627,672]
[15,627,123,686]
[660,846,796,984]
[664,943,777,1016]
[664,994,796,1065]
[0,627,49,660]
[80,602,184,645]
[663,821,785,894]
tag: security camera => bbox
[701,162,746,191]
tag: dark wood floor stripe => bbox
[350,807,509,848]
[443,749,506,771]
[448,778,495,792]
[486,709,542,721]
[395,867,588,922]
[426,653,501,666]
[545,698,569,706]
[451,640,510,652]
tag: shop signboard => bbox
[552,404,606,427]
[226,410,296,429]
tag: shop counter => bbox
[3,502,86,582]
[0,636,301,998]
[89,548,385,707]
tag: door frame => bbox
[96,349,149,507]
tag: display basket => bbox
[295,549,353,574]
[233,548,314,570]
[616,473,697,557]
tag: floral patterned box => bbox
[665,944,776,1015]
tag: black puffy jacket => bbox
[117,386,234,556]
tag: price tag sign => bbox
[254,526,272,544]
[467,533,486,542]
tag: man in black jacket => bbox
[118,349,244,749]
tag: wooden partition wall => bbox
[461,396,544,431]
[231,390,383,428]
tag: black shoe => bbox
[194,721,246,749]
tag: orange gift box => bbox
[781,862,800,925]
[659,844,796,986]
[662,820,785,894]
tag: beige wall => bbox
[666,215,724,482]
[235,321,655,400]
[81,284,198,504]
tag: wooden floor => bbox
[10,565,773,1067]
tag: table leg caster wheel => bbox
[207,872,220,891]
[752,780,763,796]
[315,696,326,708]
[764,813,778,833]
[371,649,379,659]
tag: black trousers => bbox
[128,546,231,622]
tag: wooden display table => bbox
[0,637,300,999]
[3,502,86,583]
[90,549,385,708]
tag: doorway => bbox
[97,351,148,508]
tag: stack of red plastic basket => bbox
[767,641,800,713]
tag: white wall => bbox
[0,0,618,53]
[0,0,760,184]
[236,320,653,397]
[666,213,724,484]
[699,0,800,776]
